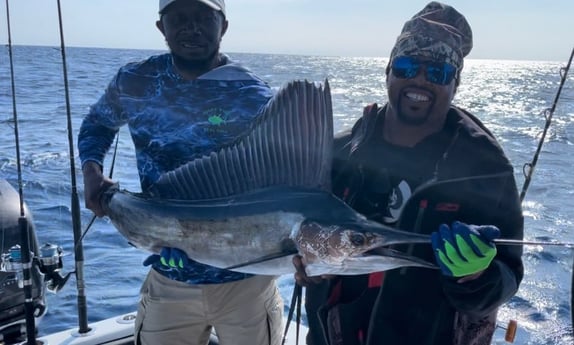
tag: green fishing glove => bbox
[160,247,189,268]
[142,248,189,269]
[431,221,500,277]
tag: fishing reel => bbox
[0,244,46,343]
[1,243,71,294]
[0,245,27,289]
[36,243,72,293]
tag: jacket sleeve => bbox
[441,144,524,318]
[77,73,125,168]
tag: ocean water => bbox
[1,45,574,344]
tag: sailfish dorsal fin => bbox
[149,79,333,200]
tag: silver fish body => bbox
[102,80,436,276]
[102,185,435,276]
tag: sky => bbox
[1,0,573,62]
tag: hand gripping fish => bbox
[101,80,436,276]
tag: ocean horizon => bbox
[8,43,570,64]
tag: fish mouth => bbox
[305,247,437,277]
[365,247,436,268]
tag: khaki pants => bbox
[134,269,283,345]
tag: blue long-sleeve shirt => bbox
[78,53,274,284]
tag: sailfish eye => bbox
[349,233,366,246]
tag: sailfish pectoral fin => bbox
[224,248,300,271]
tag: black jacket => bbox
[305,104,524,345]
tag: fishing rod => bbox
[520,47,574,202]
[494,238,574,248]
[56,0,91,334]
[4,0,37,343]
[514,47,574,336]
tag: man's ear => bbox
[220,19,229,38]
[156,19,165,36]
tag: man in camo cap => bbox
[294,2,524,345]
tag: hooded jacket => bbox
[305,104,524,345]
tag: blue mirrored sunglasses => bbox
[391,56,458,86]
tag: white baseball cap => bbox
[159,0,226,17]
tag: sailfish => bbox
[100,80,436,277]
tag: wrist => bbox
[456,270,484,283]
[82,161,103,175]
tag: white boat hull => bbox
[34,312,307,345]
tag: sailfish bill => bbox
[101,80,437,276]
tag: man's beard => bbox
[395,103,433,126]
[171,49,219,72]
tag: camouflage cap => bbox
[389,2,473,70]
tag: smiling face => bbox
[156,0,228,64]
[386,56,457,127]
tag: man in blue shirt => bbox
[78,1,283,344]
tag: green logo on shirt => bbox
[207,108,226,126]
[208,115,224,125]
